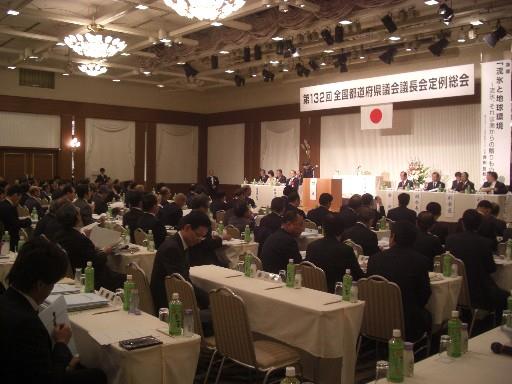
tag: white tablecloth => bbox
[107,245,156,281]
[373,229,391,241]
[70,308,200,384]
[332,175,382,198]
[427,275,462,326]
[190,265,365,384]
[242,184,286,208]
[379,190,511,222]
[216,239,259,268]
[492,259,512,292]
[377,326,510,384]
[0,252,16,288]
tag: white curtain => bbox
[261,119,300,175]
[320,104,480,186]
[156,124,198,183]
[85,118,135,181]
[208,124,244,184]
[0,112,60,148]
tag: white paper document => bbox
[89,226,121,249]
[39,295,78,354]
[45,293,110,311]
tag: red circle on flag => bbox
[370,108,382,124]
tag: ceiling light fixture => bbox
[292,49,300,58]
[295,0,305,8]
[112,79,121,82]
[163,0,246,21]
[272,36,284,41]
[262,0,272,8]
[381,14,397,33]
[468,26,477,40]
[484,23,507,47]
[339,19,352,25]
[65,24,127,59]
[56,42,66,46]
[78,62,108,76]
[424,0,439,5]
[428,37,449,56]
[262,68,275,82]
[379,46,397,64]
[157,84,165,88]
[6,10,20,16]
[211,21,223,27]
[62,73,69,76]
[269,59,280,65]
[470,20,483,26]
[177,61,186,65]
[457,28,466,43]
[219,50,230,54]
[143,70,151,76]
[334,25,344,43]
[225,69,235,74]
[279,3,288,13]
[135,4,149,10]
[321,29,334,45]
[7,66,16,69]
[388,35,401,41]
[121,52,131,56]
[438,3,454,25]
[323,49,334,54]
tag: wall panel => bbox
[208,124,244,185]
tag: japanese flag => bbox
[361,103,393,130]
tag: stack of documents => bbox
[45,293,110,312]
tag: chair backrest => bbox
[165,273,204,339]
[225,225,240,239]
[304,219,317,230]
[17,205,29,217]
[300,261,328,292]
[497,242,506,256]
[133,228,147,246]
[215,210,226,223]
[453,257,472,308]
[126,262,155,315]
[358,275,405,341]
[344,239,363,257]
[209,287,257,368]
[19,228,29,241]
[251,254,262,270]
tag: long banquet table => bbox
[378,190,511,223]
[241,183,287,208]
[107,245,156,281]
[190,265,365,384]
[0,252,16,289]
[427,274,462,326]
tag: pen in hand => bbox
[53,311,57,327]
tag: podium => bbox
[302,178,343,212]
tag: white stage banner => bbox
[309,178,317,201]
[300,64,474,112]
[445,192,455,218]
[411,192,422,214]
[480,60,511,184]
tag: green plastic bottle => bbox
[448,310,462,358]
[442,252,453,278]
[84,261,95,293]
[1,231,10,255]
[388,329,404,383]
[286,259,295,288]
[507,290,512,311]
[31,207,38,221]
[217,221,224,236]
[379,216,387,230]
[506,240,512,261]
[244,252,252,277]
[16,239,24,253]
[169,293,183,336]
[123,275,135,311]
[280,367,300,384]
[147,230,155,252]
[244,225,251,243]
[342,269,352,301]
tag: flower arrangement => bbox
[408,159,429,186]
[300,139,311,161]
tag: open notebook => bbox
[45,293,110,312]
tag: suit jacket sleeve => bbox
[414,260,432,307]
[154,221,167,249]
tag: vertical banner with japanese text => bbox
[480,60,511,185]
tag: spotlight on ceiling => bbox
[424,0,439,5]
[294,0,305,8]
[183,63,198,78]
[234,74,245,87]
[276,40,284,55]
[381,14,397,33]
[279,3,289,13]
[296,63,311,77]
[283,39,295,58]
[457,28,466,43]
[254,44,262,60]
[262,0,272,7]
[428,37,449,56]
[334,25,344,43]
[379,46,397,64]
[483,24,507,47]
[336,53,349,72]
[243,47,251,62]
[321,29,334,45]
[438,3,454,25]
[210,55,218,69]
[262,68,275,82]
[308,59,319,71]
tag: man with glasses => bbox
[150,210,211,312]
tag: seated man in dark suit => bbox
[367,221,432,342]
[150,211,211,312]
[92,186,108,215]
[205,169,219,196]
[137,193,167,249]
[387,193,417,224]
[474,200,499,251]
[286,191,306,218]
[342,206,379,256]
[227,200,255,233]
[413,211,444,270]
[361,193,386,229]
[306,213,364,293]
[306,193,333,226]
[258,169,269,183]
[74,184,94,226]
[34,197,69,241]
[426,202,449,245]
[255,196,285,254]
[0,185,32,251]
[0,237,107,384]
[425,171,445,191]
[276,169,287,184]
[451,171,462,191]
[122,190,144,243]
[480,171,508,194]
[210,191,230,219]
[241,185,256,209]
[491,202,506,237]
[339,194,362,230]
[446,209,508,322]
[159,192,186,228]
[24,186,45,219]
[261,210,304,274]
[397,171,413,190]
[458,172,475,192]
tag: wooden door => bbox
[3,152,27,182]
[33,152,55,181]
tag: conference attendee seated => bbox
[480,171,507,194]
[241,185,256,209]
[92,185,108,214]
[491,202,506,237]
[286,191,306,218]
[474,200,499,251]
[413,211,444,270]
[306,192,333,226]
[287,170,300,190]
[446,209,508,321]
[387,193,417,224]
[34,197,69,240]
[136,193,167,249]
[255,196,285,253]
[61,184,76,203]
[425,171,445,191]
[74,183,94,226]
[122,190,144,243]
[0,185,32,251]
[426,201,449,245]
[159,192,186,228]
[95,167,108,184]
[361,193,386,228]
[342,206,379,257]
[258,168,269,183]
[367,221,432,342]
[339,194,362,230]
[451,171,462,191]
[24,186,45,218]
[261,210,304,274]
[158,186,171,208]
[205,169,219,196]
[267,170,275,183]
[276,168,287,184]
[209,191,230,219]
[306,213,364,293]
[54,204,124,291]
[188,194,228,268]
[224,188,243,224]
[227,200,255,234]
[150,210,211,312]
[0,237,107,384]
[458,171,475,193]
[397,171,413,190]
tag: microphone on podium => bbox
[491,342,512,356]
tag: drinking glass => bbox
[433,261,441,274]
[375,360,389,383]
[438,335,452,362]
[237,261,245,273]
[502,310,512,328]
[451,263,458,277]
[278,270,287,283]
[159,308,169,323]
[113,289,124,308]
[334,282,343,296]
